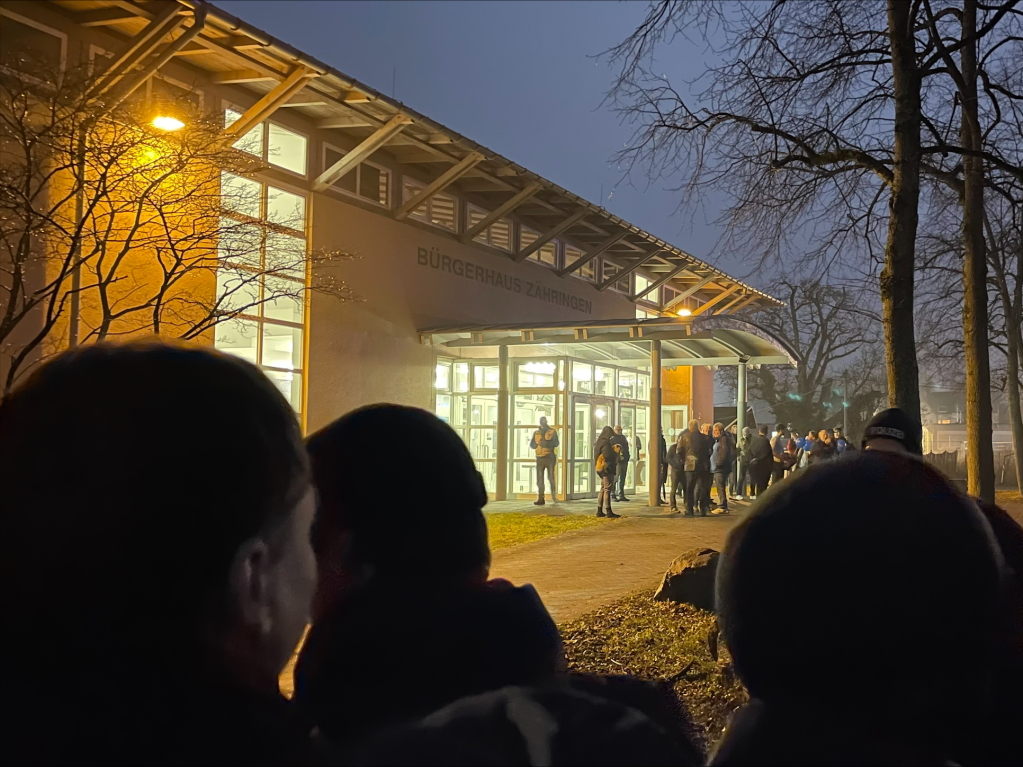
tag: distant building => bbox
[920,388,1014,455]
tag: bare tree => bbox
[720,277,885,441]
[0,60,355,394]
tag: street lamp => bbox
[678,308,692,317]
[151,115,185,132]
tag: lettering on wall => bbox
[417,246,592,315]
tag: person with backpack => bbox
[594,426,622,519]
[529,416,560,506]
[610,425,631,502]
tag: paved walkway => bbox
[488,499,747,623]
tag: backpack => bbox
[596,444,622,474]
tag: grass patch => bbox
[560,591,747,750]
[486,512,608,551]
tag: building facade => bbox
[1,0,796,502]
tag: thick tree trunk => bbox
[960,0,996,503]
[883,0,922,420]
[1006,328,1023,495]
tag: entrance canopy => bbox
[421,315,799,368]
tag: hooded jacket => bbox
[594,426,620,476]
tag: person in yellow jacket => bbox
[529,416,559,506]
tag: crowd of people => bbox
[1,341,1021,765]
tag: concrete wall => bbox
[306,194,637,432]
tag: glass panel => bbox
[430,192,457,231]
[537,241,558,268]
[635,406,649,493]
[517,360,556,389]
[573,401,591,461]
[450,394,468,427]
[594,403,611,432]
[325,147,357,193]
[513,393,556,427]
[473,365,499,390]
[403,179,429,221]
[264,369,302,413]
[594,366,615,396]
[215,268,260,314]
[266,186,306,229]
[468,428,496,460]
[477,460,497,493]
[435,394,451,423]
[263,276,304,324]
[618,370,637,399]
[225,109,263,156]
[620,406,636,436]
[469,394,498,426]
[490,219,512,251]
[453,362,469,393]
[635,274,651,295]
[360,164,388,205]
[265,230,306,278]
[573,461,591,494]
[261,324,303,370]
[0,15,64,71]
[572,362,593,394]
[514,427,541,460]
[268,123,307,175]
[638,373,650,402]
[435,362,451,391]
[579,259,596,281]
[220,172,261,219]
[511,461,536,495]
[214,317,259,365]
[218,220,262,269]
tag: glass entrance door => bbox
[570,396,614,498]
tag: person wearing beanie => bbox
[295,404,562,749]
[861,407,923,454]
[711,452,1007,765]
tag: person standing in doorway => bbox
[594,426,621,518]
[529,416,559,506]
[610,425,631,502]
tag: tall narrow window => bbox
[216,172,308,417]
[224,108,308,177]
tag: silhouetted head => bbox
[774,423,786,436]
[862,407,922,454]
[614,424,623,434]
[716,452,1004,753]
[817,429,830,443]
[539,416,549,430]
[0,341,314,693]
[688,420,700,433]
[307,404,489,618]
[758,425,769,436]
[713,422,724,437]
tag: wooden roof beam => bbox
[663,276,717,311]
[629,264,688,302]
[223,66,318,139]
[396,152,485,220]
[689,284,741,317]
[313,114,413,191]
[713,293,748,315]
[557,232,627,276]
[514,209,589,262]
[90,2,185,98]
[596,249,662,292]
[213,69,276,84]
[461,182,541,243]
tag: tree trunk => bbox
[960,0,996,503]
[883,0,922,420]
[1006,327,1023,495]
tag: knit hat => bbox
[861,408,922,454]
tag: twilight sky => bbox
[215,0,745,276]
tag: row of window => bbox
[435,359,651,400]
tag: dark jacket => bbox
[594,434,620,476]
[666,441,683,472]
[691,430,713,472]
[294,579,561,748]
[710,432,734,474]
[747,435,773,471]
[610,433,631,463]
[1,663,325,766]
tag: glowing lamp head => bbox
[678,308,693,317]
[151,115,185,132]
